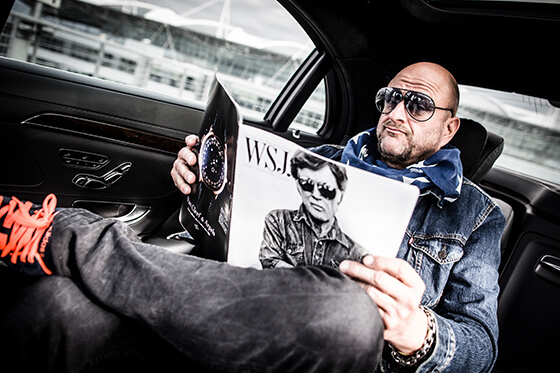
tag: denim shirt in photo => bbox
[259,205,369,270]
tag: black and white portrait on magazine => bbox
[226,124,418,269]
[259,150,369,269]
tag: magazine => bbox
[180,76,419,268]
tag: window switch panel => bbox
[59,148,110,170]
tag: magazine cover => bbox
[180,75,420,268]
[227,125,420,268]
[179,75,241,261]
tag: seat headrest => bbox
[449,118,504,183]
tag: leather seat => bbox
[450,118,505,183]
[450,118,513,251]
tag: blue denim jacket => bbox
[314,145,505,372]
[259,205,370,269]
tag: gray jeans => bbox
[2,208,383,372]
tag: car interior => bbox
[1,0,559,372]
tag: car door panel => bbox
[0,57,202,238]
[481,168,560,372]
[495,233,560,372]
[1,58,204,138]
[2,111,182,237]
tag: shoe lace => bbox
[0,194,58,275]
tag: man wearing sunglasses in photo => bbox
[259,149,368,269]
[1,62,504,373]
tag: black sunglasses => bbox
[297,177,337,200]
[375,87,454,122]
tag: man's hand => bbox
[340,255,428,354]
[171,135,199,195]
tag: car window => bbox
[0,0,324,133]
[457,85,560,185]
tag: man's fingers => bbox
[340,259,403,291]
[341,257,428,351]
[340,258,425,309]
[171,135,200,195]
[171,160,194,195]
[185,134,199,148]
[363,255,425,291]
[178,146,198,166]
[356,279,395,307]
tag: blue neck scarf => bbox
[340,128,463,206]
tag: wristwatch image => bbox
[198,127,227,195]
[179,76,238,262]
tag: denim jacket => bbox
[314,145,505,372]
[259,205,369,269]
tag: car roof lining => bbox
[283,0,560,104]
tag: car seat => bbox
[450,118,513,251]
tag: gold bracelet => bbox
[388,305,437,367]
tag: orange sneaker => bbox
[0,194,58,275]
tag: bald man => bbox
[2,63,504,372]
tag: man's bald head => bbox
[389,62,459,115]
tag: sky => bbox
[131,0,310,45]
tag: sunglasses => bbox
[375,87,454,122]
[297,177,337,200]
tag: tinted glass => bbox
[458,85,560,185]
[1,0,325,132]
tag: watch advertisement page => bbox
[179,76,240,261]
